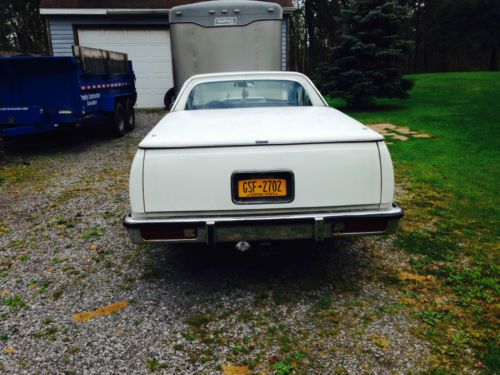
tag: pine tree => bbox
[0,0,48,54]
[316,0,414,108]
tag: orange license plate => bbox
[238,178,287,198]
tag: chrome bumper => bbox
[123,204,403,245]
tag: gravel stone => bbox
[0,112,429,374]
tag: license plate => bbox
[238,178,287,198]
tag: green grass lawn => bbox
[329,72,499,373]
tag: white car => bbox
[124,72,403,248]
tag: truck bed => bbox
[0,51,136,138]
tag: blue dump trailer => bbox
[0,46,137,138]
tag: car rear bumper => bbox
[123,204,403,245]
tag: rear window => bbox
[185,80,312,110]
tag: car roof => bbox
[186,71,309,82]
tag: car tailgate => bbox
[142,142,381,213]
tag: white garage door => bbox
[78,28,173,108]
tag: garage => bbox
[77,29,173,108]
[40,0,294,109]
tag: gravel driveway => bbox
[0,112,429,374]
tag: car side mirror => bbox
[164,88,176,111]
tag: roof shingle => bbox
[40,0,295,10]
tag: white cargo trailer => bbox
[164,0,283,107]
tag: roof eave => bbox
[39,5,296,16]
[282,6,297,13]
[39,8,170,15]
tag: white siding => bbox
[49,19,74,56]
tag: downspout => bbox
[45,18,53,55]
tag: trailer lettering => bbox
[0,107,29,111]
[214,17,237,26]
[81,93,101,107]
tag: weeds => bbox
[482,341,499,374]
[2,294,26,309]
[56,217,75,228]
[49,257,67,266]
[412,310,452,326]
[185,313,212,328]
[313,296,332,311]
[82,226,103,240]
[271,360,293,375]
[34,326,58,340]
[145,358,168,372]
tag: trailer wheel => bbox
[111,102,126,137]
[125,99,135,131]
[164,88,176,110]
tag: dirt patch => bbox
[368,123,432,143]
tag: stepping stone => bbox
[368,123,431,141]
[388,133,409,141]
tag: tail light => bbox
[332,219,388,235]
[141,225,198,240]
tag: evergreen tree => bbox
[316,0,414,107]
[0,0,47,54]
